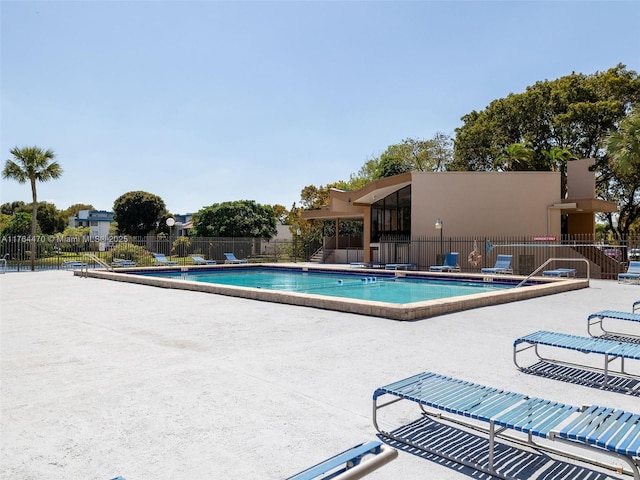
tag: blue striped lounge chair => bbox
[384,262,417,270]
[587,309,640,342]
[224,253,248,264]
[152,253,178,265]
[481,254,513,274]
[513,330,640,391]
[429,252,461,272]
[285,441,397,480]
[619,261,640,283]
[62,260,87,269]
[191,256,217,265]
[542,268,576,278]
[112,259,136,267]
[373,371,640,479]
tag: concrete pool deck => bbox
[1,269,639,479]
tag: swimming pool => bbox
[138,268,512,304]
[77,264,589,320]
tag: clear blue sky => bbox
[2,0,639,215]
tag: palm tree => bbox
[542,146,575,199]
[604,111,640,237]
[2,146,63,270]
[606,111,640,175]
[494,142,535,171]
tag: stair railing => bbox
[516,257,590,288]
[81,253,113,277]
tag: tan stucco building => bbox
[302,159,617,265]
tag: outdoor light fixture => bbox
[435,218,443,256]
[166,217,175,260]
[294,227,301,263]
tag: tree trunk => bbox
[30,178,37,271]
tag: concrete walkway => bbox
[1,271,639,480]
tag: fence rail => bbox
[0,235,302,272]
[0,233,637,279]
[373,234,639,280]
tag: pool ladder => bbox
[516,257,590,288]
[80,253,114,276]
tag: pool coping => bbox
[75,264,589,321]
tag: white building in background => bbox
[173,213,194,236]
[69,210,114,239]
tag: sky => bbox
[1,1,639,215]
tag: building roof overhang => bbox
[551,198,618,214]
[301,173,412,220]
[301,208,364,220]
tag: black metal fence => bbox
[375,234,640,280]
[0,235,304,272]
[1,233,637,279]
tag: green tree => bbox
[0,201,26,215]
[602,110,640,237]
[17,202,66,235]
[494,142,535,171]
[61,203,94,218]
[607,110,640,175]
[192,200,277,238]
[268,204,289,225]
[453,64,640,172]
[299,185,331,210]
[542,146,576,199]
[373,134,454,179]
[348,158,379,189]
[0,213,11,233]
[113,191,167,236]
[58,225,90,239]
[156,213,176,236]
[376,153,410,178]
[2,146,63,270]
[0,212,33,237]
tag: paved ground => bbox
[1,270,639,480]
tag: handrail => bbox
[516,257,590,288]
[82,253,113,276]
[0,253,8,274]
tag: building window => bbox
[371,185,411,242]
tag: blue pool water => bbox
[138,268,513,304]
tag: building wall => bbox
[567,158,595,197]
[568,213,595,235]
[409,171,561,237]
[71,210,114,239]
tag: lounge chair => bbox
[587,309,640,342]
[481,254,512,274]
[350,261,384,269]
[224,252,248,264]
[191,256,217,265]
[112,259,136,267]
[62,260,87,269]
[285,441,397,480]
[429,252,460,272]
[542,268,576,278]
[619,260,640,283]
[152,253,178,266]
[513,330,640,391]
[384,262,417,270]
[373,371,640,479]
[634,300,640,313]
